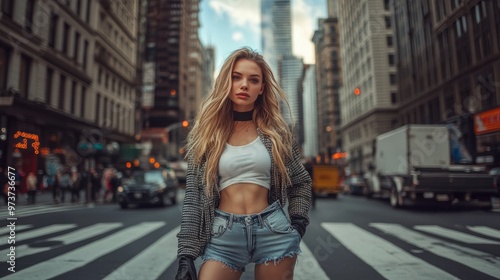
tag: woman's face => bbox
[229,59,264,112]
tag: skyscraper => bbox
[261,0,303,142]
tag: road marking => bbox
[414,225,500,244]
[0,224,32,235]
[294,240,330,280]
[15,224,77,242]
[467,226,500,240]
[371,223,500,279]
[322,223,457,280]
[2,222,165,280]
[103,226,179,280]
[0,223,122,260]
[0,204,84,219]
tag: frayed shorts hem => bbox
[201,256,246,272]
[255,249,302,266]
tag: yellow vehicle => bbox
[311,164,343,198]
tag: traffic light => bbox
[354,87,361,96]
[182,120,189,128]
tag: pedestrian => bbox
[70,167,81,203]
[59,169,71,203]
[90,168,101,204]
[26,172,37,204]
[175,47,312,280]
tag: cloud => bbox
[292,0,326,64]
[209,0,261,34]
[232,32,244,42]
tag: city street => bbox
[0,190,499,280]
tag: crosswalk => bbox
[1,222,499,279]
[0,203,86,219]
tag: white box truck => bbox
[366,125,497,208]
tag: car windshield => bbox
[131,171,163,184]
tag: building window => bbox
[77,0,82,16]
[49,13,58,48]
[478,69,497,110]
[384,0,390,11]
[387,36,393,47]
[455,16,471,71]
[71,81,77,114]
[385,16,391,28]
[435,0,445,22]
[58,75,66,110]
[390,73,397,85]
[391,92,397,104]
[451,0,463,10]
[62,23,70,54]
[1,0,14,19]
[388,54,395,66]
[0,46,9,92]
[459,79,471,113]
[45,68,53,104]
[25,0,35,32]
[73,32,80,62]
[19,54,32,97]
[444,89,455,118]
[80,87,86,118]
[95,93,100,124]
[86,0,91,22]
[472,1,492,61]
[83,40,88,69]
[103,97,108,126]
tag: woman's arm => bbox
[176,158,204,259]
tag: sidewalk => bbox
[7,190,97,207]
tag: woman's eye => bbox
[232,76,240,80]
[250,79,259,83]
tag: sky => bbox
[199,0,327,74]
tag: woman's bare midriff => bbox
[218,183,269,214]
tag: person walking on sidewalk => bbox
[26,172,38,204]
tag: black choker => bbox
[233,110,253,121]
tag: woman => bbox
[176,47,312,280]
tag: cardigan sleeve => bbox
[176,158,204,259]
[286,139,312,230]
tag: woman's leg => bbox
[198,260,242,280]
[254,256,297,280]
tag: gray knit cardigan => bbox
[176,129,312,259]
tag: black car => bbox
[117,169,178,208]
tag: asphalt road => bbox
[0,191,499,280]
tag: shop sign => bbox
[13,131,40,154]
[474,107,500,135]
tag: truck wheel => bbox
[390,187,403,208]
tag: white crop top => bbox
[218,137,271,191]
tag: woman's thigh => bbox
[198,260,243,280]
[254,255,297,280]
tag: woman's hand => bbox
[175,256,198,280]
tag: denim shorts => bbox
[201,201,302,272]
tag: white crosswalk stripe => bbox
[103,226,180,280]
[322,223,458,280]
[2,222,165,280]
[0,204,85,219]
[467,226,500,240]
[2,222,499,280]
[371,223,500,279]
[414,225,500,244]
[0,223,122,260]
[0,224,32,235]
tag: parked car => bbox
[343,175,367,195]
[117,169,178,209]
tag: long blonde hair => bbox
[185,47,293,196]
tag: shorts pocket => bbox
[211,216,228,238]
[264,209,293,234]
